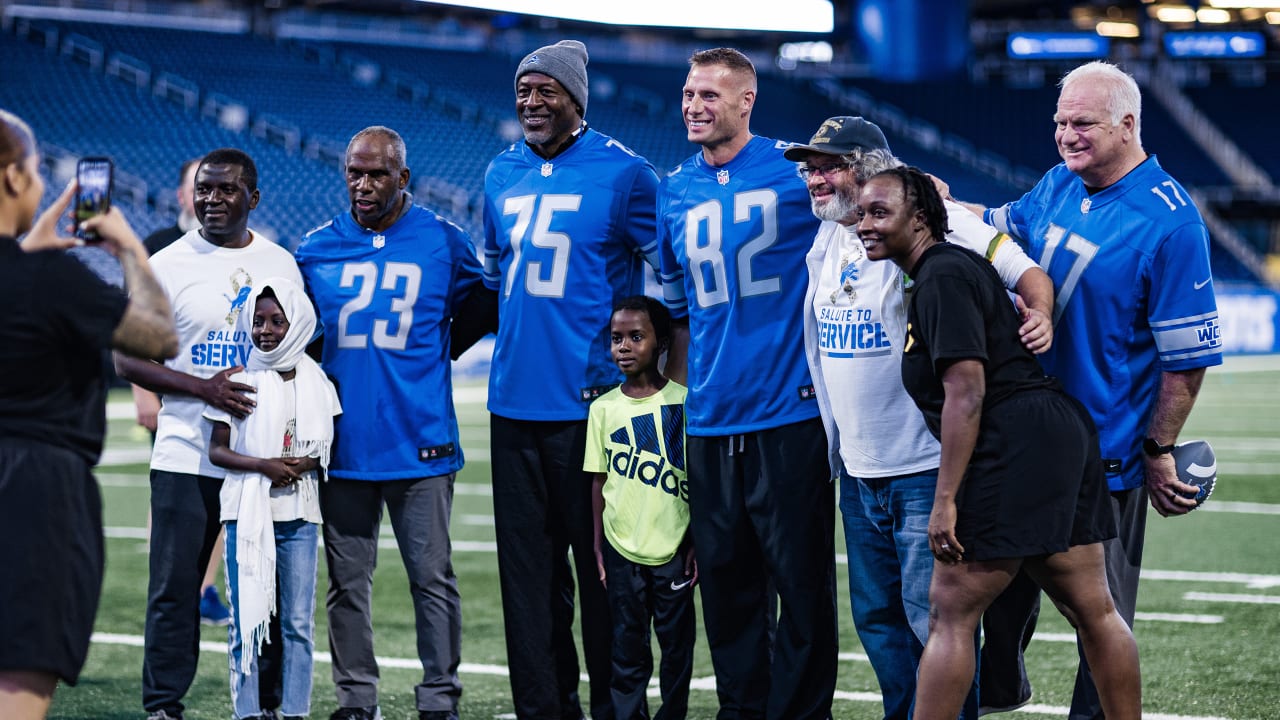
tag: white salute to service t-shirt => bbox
[805,202,1038,479]
[148,229,303,478]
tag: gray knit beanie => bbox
[515,40,589,117]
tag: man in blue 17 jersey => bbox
[295,126,483,720]
[658,47,836,720]
[958,62,1223,720]
[482,40,660,720]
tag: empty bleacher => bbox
[0,9,1269,283]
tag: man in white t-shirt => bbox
[789,117,1054,720]
[116,148,304,720]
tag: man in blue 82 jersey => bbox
[657,47,837,720]
[295,127,482,720]
[959,62,1223,720]
[482,40,660,720]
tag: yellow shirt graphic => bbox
[584,382,689,565]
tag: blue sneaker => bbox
[199,585,231,626]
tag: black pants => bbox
[687,417,837,720]
[491,416,614,720]
[142,470,281,715]
[980,485,1147,719]
[602,542,695,720]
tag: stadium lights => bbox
[1154,6,1199,22]
[1207,1,1280,8]
[415,0,835,33]
[1197,7,1233,21]
[1096,21,1141,37]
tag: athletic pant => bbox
[687,417,837,720]
[602,541,695,720]
[320,474,462,714]
[491,416,614,720]
[143,470,281,715]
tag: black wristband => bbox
[1142,437,1175,457]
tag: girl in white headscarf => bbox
[206,276,341,720]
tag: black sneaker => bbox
[419,712,458,720]
[146,711,183,720]
[329,707,381,720]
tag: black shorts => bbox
[955,390,1116,561]
[0,438,105,685]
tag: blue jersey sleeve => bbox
[620,161,661,272]
[657,184,690,321]
[1148,222,1222,369]
[446,221,484,313]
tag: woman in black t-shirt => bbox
[856,167,1141,720]
[0,109,176,719]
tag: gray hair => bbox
[348,125,407,170]
[848,146,905,184]
[1060,61,1142,147]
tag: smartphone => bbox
[75,156,113,242]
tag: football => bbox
[1172,440,1217,510]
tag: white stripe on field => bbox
[1184,591,1280,605]
[1218,462,1280,476]
[1143,569,1280,589]
[85,633,1231,719]
[1197,500,1280,515]
[1030,611,1224,646]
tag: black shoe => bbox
[146,711,183,720]
[329,707,381,720]
[418,712,458,720]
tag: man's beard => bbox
[811,188,858,223]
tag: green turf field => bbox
[48,356,1280,719]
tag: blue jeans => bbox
[226,519,319,719]
[840,470,978,720]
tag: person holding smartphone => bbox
[0,108,177,720]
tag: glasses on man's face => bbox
[797,162,853,181]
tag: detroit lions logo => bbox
[840,261,858,289]
[831,260,859,304]
[223,268,254,326]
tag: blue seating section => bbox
[1183,76,1280,182]
[0,18,1262,281]
[844,75,1232,188]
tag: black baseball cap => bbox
[784,116,891,161]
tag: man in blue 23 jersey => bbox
[658,47,837,720]
[958,62,1223,720]
[482,40,660,720]
[296,126,482,720]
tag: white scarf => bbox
[230,277,335,674]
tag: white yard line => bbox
[86,632,1231,719]
[1184,591,1280,605]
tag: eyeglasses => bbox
[797,162,853,181]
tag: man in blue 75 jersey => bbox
[657,47,837,720]
[295,126,483,720]
[956,62,1223,720]
[482,40,661,720]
